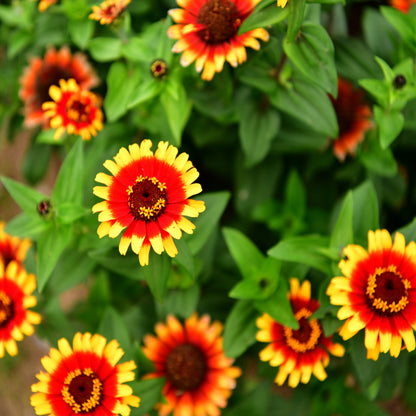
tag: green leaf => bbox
[239,98,280,167]
[98,306,131,351]
[223,227,265,279]
[255,279,298,328]
[284,22,337,95]
[127,79,164,109]
[104,62,141,122]
[4,213,52,240]
[55,202,89,224]
[37,224,72,291]
[68,19,94,49]
[88,37,122,62]
[268,234,332,273]
[160,79,192,146]
[238,5,289,34]
[381,6,416,48]
[269,77,338,137]
[22,141,51,185]
[172,239,196,280]
[285,170,306,219]
[330,191,353,253]
[186,192,230,255]
[141,252,171,302]
[52,138,84,205]
[359,79,390,108]
[1,176,48,217]
[223,300,258,358]
[8,30,32,59]
[360,138,398,178]
[121,36,154,63]
[374,106,404,148]
[131,378,165,416]
[159,285,200,319]
[286,0,306,43]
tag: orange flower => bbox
[327,230,416,360]
[167,0,269,81]
[37,0,58,12]
[31,332,140,415]
[42,78,103,140]
[19,46,99,128]
[0,222,31,270]
[92,140,205,266]
[142,314,241,416]
[389,0,416,12]
[89,0,131,24]
[256,279,345,387]
[0,260,41,357]
[331,78,373,161]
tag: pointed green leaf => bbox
[330,191,353,253]
[68,18,94,49]
[88,37,122,62]
[127,78,163,109]
[374,106,404,148]
[131,378,165,416]
[98,306,131,351]
[4,213,52,240]
[141,252,171,302]
[286,0,306,42]
[238,5,289,34]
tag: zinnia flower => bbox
[327,229,416,360]
[0,259,41,357]
[89,0,131,24]
[42,78,103,140]
[389,0,416,12]
[331,78,373,161]
[142,314,241,416]
[167,0,270,81]
[0,221,31,269]
[19,46,99,128]
[37,0,58,12]
[256,278,345,388]
[31,332,140,416]
[92,139,205,266]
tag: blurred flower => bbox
[37,0,58,12]
[389,0,416,12]
[89,0,131,24]
[42,78,103,140]
[31,332,140,416]
[19,46,99,128]
[167,0,269,81]
[0,222,31,270]
[256,278,345,388]
[92,139,205,266]
[142,314,241,416]
[0,260,41,358]
[331,78,373,161]
[150,59,169,80]
[327,230,416,360]
[277,0,288,7]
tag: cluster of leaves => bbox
[1,0,416,415]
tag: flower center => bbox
[150,59,169,79]
[62,368,103,414]
[0,292,14,328]
[66,95,92,123]
[284,308,322,353]
[165,344,207,391]
[366,267,410,315]
[127,176,167,221]
[197,0,241,44]
[37,65,71,106]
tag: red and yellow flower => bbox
[89,0,131,25]
[142,314,241,416]
[0,259,41,358]
[389,0,416,12]
[331,78,373,161]
[167,0,269,81]
[92,139,205,266]
[0,222,31,270]
[31,332,140,416]
[256,278,345,388]
[327,229,416,360]
[37,0,58,12]
[19,46,99,128]
[42,78,103,140]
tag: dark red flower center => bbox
[331,91,359,136]
[366,269,410,315]
[198,0,241,44]
[127,176,168,221]
[37,65,71,106]
[62,369,102,413]
[66,95,92,123]
[150,59,169,79]
[0,291,14,329]
[165,344,207,391]
[283,308,322,353]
